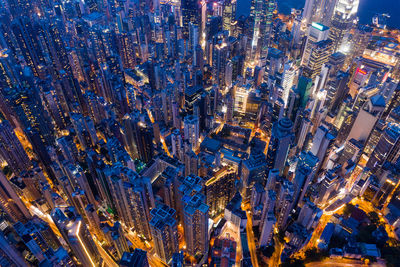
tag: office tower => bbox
[276,179,294,229]
[317,169,340,205]
[362,119,386,159]
[259,190,276,246]
[367,123,400,171]
[315,52,346,95]
[372,173,398,208]
[120,249,149,267]
[181,0,201,38]
[310,125,336,164]
[320,0,339,25]
[297,75,313,108]
[266,48,284,76]
[250,0,276,59]
[240,152,267,198]
[380,79,399,104]
[222,0,236,35]
[261,0,276,56]
[183,193,209,258]
[297,199,321,230]
[347,94,386,143]
[301,22,330,67]
[51,208,101,267]
[281,62,297,107]
[266,118,294,173]
[0,120,30,172]
[303,39,333,81]
[292,151,319,208]
[150,204,179,264]
[123,113,154,163]
[383,84,400,120]
[0,171,30,223]
[328,0,359,52]
[346,25,373,65]
[302,0,323,26]
[212,38,229,86]
[337,138,363,167]
[259,211,276,247]
[296,115,312,151]
[189,23,199,52]
[327,71,350,113]
[302,0,338,26]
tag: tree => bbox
[329,234,347,249]
[342,203,356,217]
[381,245,400,267]
[357,224,377,244]
[280,258,305,267]
[277,230,285,243]
[368,211,380,226]
[260,245,275,258]
[304,248,329,263]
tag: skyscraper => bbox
[292,151,319,208]
[184,115,200,150]
[182,193,209,258]
[367,123,400,171]
[266,117,294,173]
[120,249,149,267]
[106,165,155,240]
[51,208,101,267]
[181,0,201,38]
[0,120,31,172]
[328,0,359,52]
[150,204,179,264]
[301,22,330,67]
[0,171,31,223]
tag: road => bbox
[124,229,168,267]
[306,258,386,267]
[94,240,118,267]
[351,197,398,240]
[245,207,259,267]
[297,200,347,257]
[270,235,283,267]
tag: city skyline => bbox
[0,0,399,267]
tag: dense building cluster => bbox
[0,0,399,266]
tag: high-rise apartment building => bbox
[150,204,179,264]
